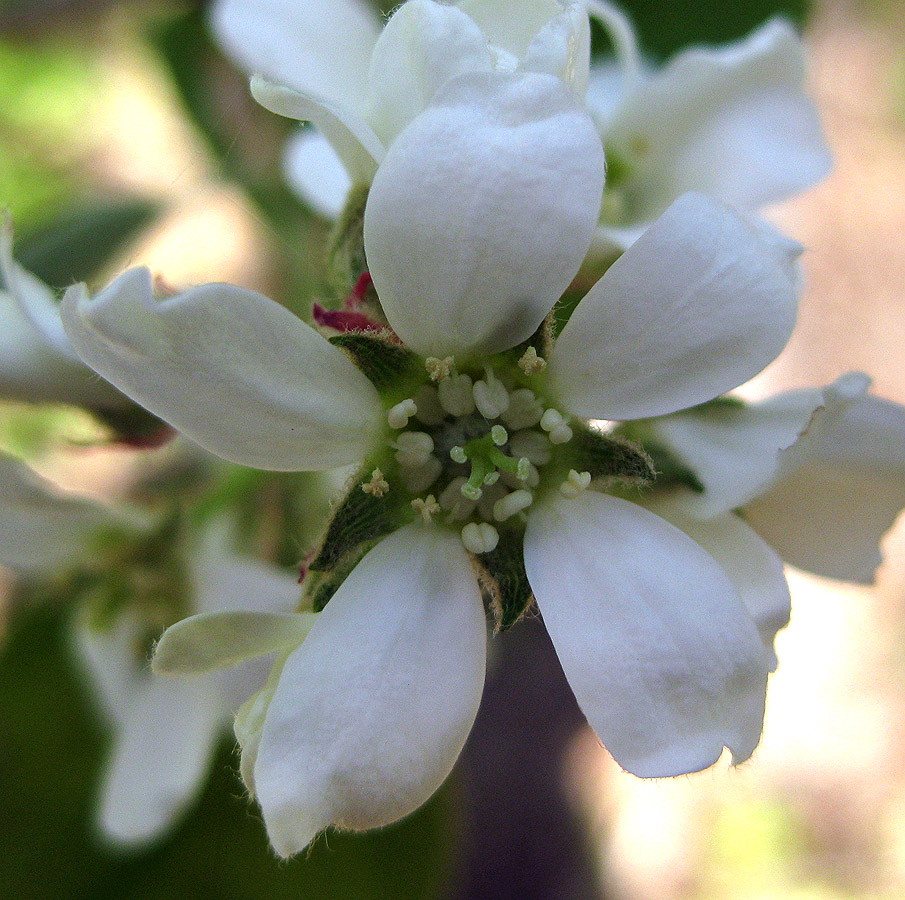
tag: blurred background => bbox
[1,0,904,898]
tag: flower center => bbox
[371,350,591,553]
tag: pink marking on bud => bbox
[312,302,385,335]
[345,272,373,309]
[113,424,176,449]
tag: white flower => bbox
[0,451,306,846]
[210,0,590,218]
[0,220,132,412]
[62,70,800,855]
[585,5,832,253]
[646,372,905,584]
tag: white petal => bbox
[364,0,494,147]
[282,129,352,220]
[521,2,591,97]
[60,268,384,471]
[548,193,801,420]
[254,524,486,857]
[649,499,791,671]
[648,386,825,518]
[0,452,121,574]
[210,0,380,113]
[524,492,769,777]
[365,71,604,358]
[457,0,563,61]
[97,676,225,846]
[602,18,831,227]
[153,612,314,675]
[251,76,383,184]
[745,381,905,583]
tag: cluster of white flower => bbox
[2,0,904,861]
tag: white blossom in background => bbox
[585,3,832,254]
[210,0,590,218]
[0,451,305,847]
[0,221,133,412]
[647,373,905,584]
[62,70,803,856]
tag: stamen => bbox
[439,477,476,520]
[426,356,455,382]
[540,408,565,432]
[411,494,441,524]
[560,469,592,499]
[493,489,534,522]
[361,468,389,497]
[518,346,547,375]
[438,373,476,416]
[387,398,417,429]
[509,430,552,466]
[401,456,442,494]
[490,424,508,446]
[502,388,543,430]
[548,423,574,445]
[412,384,445,425]
[394,431,434,467]
[461,522,500,554]
[473,367,510,419]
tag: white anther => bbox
[493,489,534,522]
[412,384,445,426]
[438,373,475,416]
[401,456,442,494]
[490,425,508,446]
[411,494,441,524]
[560,469,592,499]
[508,430,552,466]
[387,398,417,429]
[503,461,539,489]
[548,423,573,445]
[473,368,510,419]
[450,445,467,464]
[439,477,477,520]
[476,481,506,522]
[461,522,500,555]
[394,431,434,467]
[518,346,547,375]
[501,388,543,430]
[361,468,389,497]
[540,408,565,432]
[426,356,455,382]
[461,482,483,501]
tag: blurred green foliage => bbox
[0,602,455,900]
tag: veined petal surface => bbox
[365,71,604,358]
[60,269,384,471]
[603,18,831,226]
[254,524,486,857]
[210,0,380,113]
[524,492,769,777]
[365,0,494,147]
[746,382,905,583]
[548,193,801,420]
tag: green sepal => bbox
[304,543,371,613]
[471,527,533,632]
[614,422,706,494]
[327,183,369,295]
[308,466,409,574]
[557,424,655,487]
[329,332,422,397]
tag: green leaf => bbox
[0,603,455,899]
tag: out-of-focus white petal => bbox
[365,0,494,147]
[254,524,486,858]
[251,76,383,183]
[60,269,384,471]
[365,71,604,358]
[603,19,831,226]
[548,193,801,420]
[521,2,591,96]
[649,387,825,518]
[210,0,380,113]
[745,380,905,583]
[153,612,313,675]
[457,0,563,61]
[0,452,122,574]
[282,129,352,220]
[649,498,791,671]
[524,491,769,776]
[97,676,225,846]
